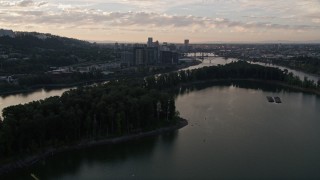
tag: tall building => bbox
[147,37,153,47]
[114,42,121,61]
[121,51,134,67]
[160,51,178,64]
[184,39,189,46]
[154,40,159,47]
[184,39,190,52]
[146,47,159,65]
[120,38,179,66]
[168,44,177,51]
[161,42,170,51]
[114,42,119,50]
[134,47,146,65]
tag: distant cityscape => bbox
[116,37,191,67]
[1,28,320,86]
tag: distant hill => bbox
[0,29,90,50]
[0,29,113,75]
[198,40,320,44]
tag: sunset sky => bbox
[1,0,320,43]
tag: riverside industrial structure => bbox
[117,38,192,67]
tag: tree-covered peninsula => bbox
[145,61,319,91]
[0,81,177,160]
[0,61,319,171]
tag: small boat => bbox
[266,96,274,103]
[274,97,282,103]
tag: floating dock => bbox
[274,97,282,103]
[266,96,282,103]
[266,96,275,103]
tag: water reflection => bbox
[180,57,238,71]
[175,82,320,179]
[2,81,320,179]
[177,80,302,97]
[0,88,72,116]
[4,131,179,180]
[1,58,320,179]
[251,61,320,82]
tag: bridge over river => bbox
[180,52,218,60]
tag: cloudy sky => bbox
[0,0,320,43]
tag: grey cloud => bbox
[0,0,48,7]
[2,7,320,31]
[18,0,34,7]
[242,15,276,19]
[37,2,48,6]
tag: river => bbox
[1,57,320,179]
[4,81,320,179]
[1,57,318,115]
[0,88,72,118]
[1,57,232,115]
[250,61,320,82]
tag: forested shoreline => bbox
[0,81,177,160]
[252,57,320,76]
[0,118,187,175]
[0,61,201,96]
[144,61,320,91]
[1,61,319,175]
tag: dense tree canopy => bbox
[270,56,320,75]
[144,61,318,90]
[145,61,286,90]
[0,81,176,158]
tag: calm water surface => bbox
[181,56,238,71]
[5,81,320,179]
[0,88,72,117]
[1,58,320,179]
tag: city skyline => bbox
[0,0,320,43]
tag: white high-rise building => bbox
[147,37,153,47]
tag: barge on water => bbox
[274,97,282,103]
[266,96,282,103]
[266,96,275,103]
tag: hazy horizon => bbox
[1,0,320,43]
